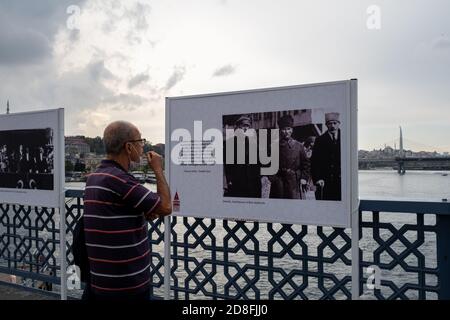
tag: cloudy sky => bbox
[1,0,449,151]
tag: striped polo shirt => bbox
[83,160,160,297]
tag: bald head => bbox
[103,121,140,155]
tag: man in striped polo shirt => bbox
[83,121,171,300]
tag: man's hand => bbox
[316,180,325,188]
[147,151,172,217]
[147,151,163,173]
[144,211,159,221]
[300,179,308,192]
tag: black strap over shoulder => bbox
[72,216,89,283]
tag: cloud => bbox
[76,109,111,132]
[0,1,86,65]
[128,72,150,88]
[2,0,450,150]
[212,64,237,77]
[96,1,152,46]
[0,1,85,34]
[165,66,186,91]
[433,35,450,50]
[47,60,117,111]
[0,23,52,65]
[88,60,116,81]
[104,93,148,111]
[130,2,151,31]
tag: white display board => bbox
[166,80,357,227]
[0,108,64,208]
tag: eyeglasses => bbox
[127,138,147,146]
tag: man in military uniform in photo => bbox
[267,114,308,199]
[311,112,341,201]
[224,115,261,198]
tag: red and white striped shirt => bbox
[83,160,160,297]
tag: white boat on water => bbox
[145,172,156,184]
[131,171,146,183]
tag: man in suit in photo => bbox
[224,115,261,198]
[35,147,48,173]
[311,112,341,201]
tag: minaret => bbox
[6,100,10,114]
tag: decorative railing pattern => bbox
[0,204,59,289]
[1,190,449,299]
[168,218,352,300]
[358,200,449,300]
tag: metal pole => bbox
[437,214,450,300]
[163,99,171,300]
[60,192,67,300]
[350,79,360,300]
[351,208,360,300]
[163,215,171,300]
[58,108,67,300]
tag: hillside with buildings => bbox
[64,135,448,174]
[65,136,165,173]
[359,146,449,160]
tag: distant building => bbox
[65,136,90,156]
[358,150,370,159]
[383,146,394,156]
[130,155,149,171]
[154,143,165,156]
[84,153,104,172]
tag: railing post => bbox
[351,208,360,300]
[59,109,67,300]
[59,194,67,300]
[163,215,171,300]
[437,214,450,300]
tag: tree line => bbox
[72,136,165,156]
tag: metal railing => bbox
[1,189,449,299]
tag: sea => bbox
[66,170,450,200]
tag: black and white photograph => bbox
[168,80,356,227]
[0,128,54,190]
[223,109,342,201]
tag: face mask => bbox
[127,143,138,169]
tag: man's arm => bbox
[145,151,172,220]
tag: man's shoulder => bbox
[290,138,304,149]
[88,165,136,185]
[317,132,331,143]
